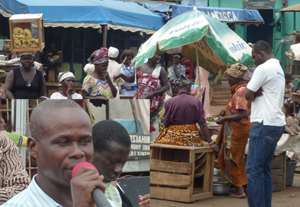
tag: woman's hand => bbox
[144,93,154,99]
[216,117,226,125]
[208,141,219,153]
[113,75,120,81]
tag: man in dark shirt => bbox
[155,81,212,146]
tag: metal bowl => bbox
[213,183,230,195]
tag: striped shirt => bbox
[1,176,62,207]
[0,131,29,204]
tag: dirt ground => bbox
[151,174,300,207]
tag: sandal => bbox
[230,191,246,198]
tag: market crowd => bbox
[0,39,295,207]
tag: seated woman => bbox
[50,72,82,99]
[154,80,212,146]
[114,49,136,97]
[216,63,250,198]
[82,48,117,99]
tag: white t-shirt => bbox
[50,92,83,100]
[247,58,286,126]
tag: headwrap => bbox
[108,47,119,58]
[58,71,75,83]
[224,63,248,79]
[83,63,95,74]
[89,48,109,65]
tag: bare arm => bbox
[106,73,117,98]
[245,88,255,102]
[147,67,170,98]
[40,72,47,97]
[217,110,249,123]
[4,70,14,99]
[199,124,212,143]
[114,74,135,83]
[198,102,211,142]
[245,88,262,102]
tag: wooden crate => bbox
[272,152,286,192]
[150,144,214,203]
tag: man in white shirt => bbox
[245,41,286,207]
[1,100,105,207]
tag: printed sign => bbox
[245,0,275,9]
[128,134,150,160]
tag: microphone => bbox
[72,162,112,207]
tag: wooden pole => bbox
[102,25,108,48]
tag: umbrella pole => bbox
[195,47,203,100]
[102,25,108,48]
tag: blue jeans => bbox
[247,123,284,207]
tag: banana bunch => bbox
[13,27,39,49]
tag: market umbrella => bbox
[132,10,253,74]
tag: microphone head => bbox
[72,161,97,178]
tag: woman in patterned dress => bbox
[216,63,251,198]
[82,48,117,99]
[135,53,170,131]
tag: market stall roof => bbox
[0,0,164,34]
[281,4,300,12]
[138,1,174,13]
[171,5,264,23]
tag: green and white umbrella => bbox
[133,10,253,74]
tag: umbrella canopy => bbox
[281,4,300,12]
[132,10,253,74]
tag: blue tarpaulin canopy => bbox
[171,5,264,23]
[0,0,164,33]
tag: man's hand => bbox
[254,88,263,98]
[138,194,150,207]
[246,88,262,102]
[71,167,105,207]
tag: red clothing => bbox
[217,83,250,187]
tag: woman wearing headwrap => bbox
[135,53,170,132]
[82,48,117,99]
[50,72,82,99]
[114,49,136,96]
[216,63,250,198]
